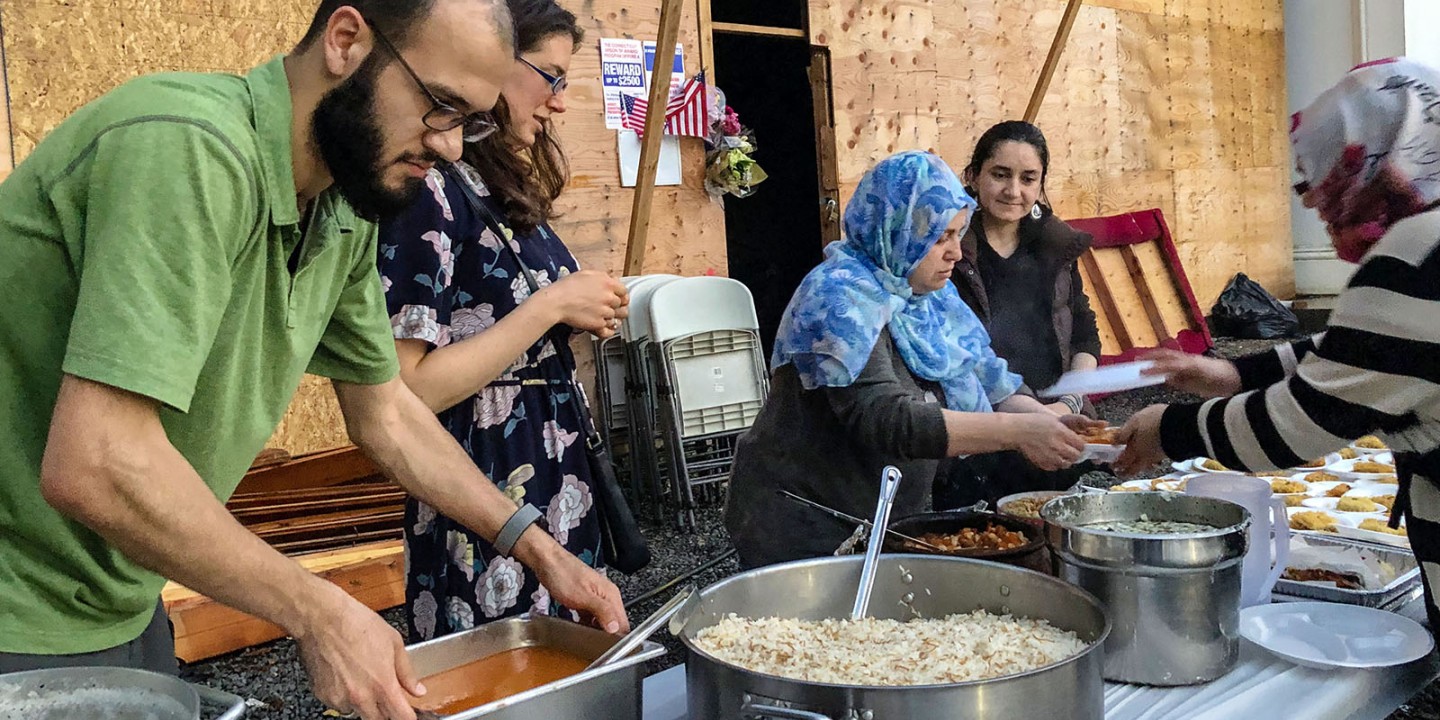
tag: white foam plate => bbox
[1288,453,1343,473]
[1038,361,1164,397]
[1349,437,1391,455]
[1342,484,1401,500]
[1299,496,1388,517]
[1080,443,1125,464]
[1114,478,1175,492]
[1375,451,1395,465]
[1172,457,1237,474]
[1333,524,1411,548]
[1240,602,1432,669]
[1326,457,1399,479]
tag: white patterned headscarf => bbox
[1291,57,1440,262]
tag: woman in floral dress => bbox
[378,0,630,642]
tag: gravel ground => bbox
[184,337,1440,719]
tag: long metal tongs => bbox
[851,466,903,620]
[776,490,944,553]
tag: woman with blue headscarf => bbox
[723,151,1096,569]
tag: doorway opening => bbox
[713,24,836,356]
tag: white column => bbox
[1283,0,1406,294]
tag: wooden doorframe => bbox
[809,46,840,246]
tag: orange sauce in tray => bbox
[412,646,592,715]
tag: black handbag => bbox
[446,164,652,574]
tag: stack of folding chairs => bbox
[591,275,768,531]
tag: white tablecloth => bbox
[642,597,1440,720]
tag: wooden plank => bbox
[249,447,291,471]
[232,446,379,496]
[1076,259,1121,355]
[711,22,806,39]
[163,541,405,662]
[1118,244,1173,340]
[1079,250,1132,350]
[247,507,405,541]
[622,0,686,276]
[1024,0,1085,123]
[697,0,715,80]
[1131,240,1196,337]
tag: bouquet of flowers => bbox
[704,87,768,199]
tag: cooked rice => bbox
[693,610,1086,686]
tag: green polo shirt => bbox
[0,56,399,654]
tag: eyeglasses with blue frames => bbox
[363,17,499,143]
[519,57,568,95]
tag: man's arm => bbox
[40,376,424,719]
[333,377,629,633]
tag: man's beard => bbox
[311,56,436,222]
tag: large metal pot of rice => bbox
[678,555,1109,719]
[1041,492,1248,686]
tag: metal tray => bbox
[1274,535,1420,608]
[405,615,664,720]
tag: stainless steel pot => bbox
[405,615,663,720]
[678,555,1109,720]
[1041,492,1249,686]
[0,666,246,720]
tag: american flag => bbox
[620,72,708,138]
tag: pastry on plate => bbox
[1336,496,1380,513]
[1080,426,1121,445]
[1304,472,1339,483]
[1354,435,1387,450]
[1354,461,1395,474]
[1325,483,1353,498]
[1338,447,1360,460]
[1271,479,1307,494]
[1200,458,1228,471]
[1298,458,1328,469]
[1358,518,1407,536]
[1291,511,1339,532]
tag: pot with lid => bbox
[1041,491,1250,685]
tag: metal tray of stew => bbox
[1273,534,1420,608]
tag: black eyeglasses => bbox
[364,18,498,143]
[519,57,568,95]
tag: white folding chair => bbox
[609,274,682,518]
[646,277,768,530]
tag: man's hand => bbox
[296,586,425,720]
[1114,404,1168,476]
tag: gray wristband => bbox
[1062,395,1084,414]
[494,504,543,557]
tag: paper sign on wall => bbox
[600,38,645,129]
[600,37,685,129]
[643,40,686,99]
[618,131,681,187]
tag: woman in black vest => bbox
[936,122,1103,507]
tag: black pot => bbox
[885,510,1049,573]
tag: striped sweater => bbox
[1161,210,1440,470]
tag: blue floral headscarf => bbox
[771,151,1023,412]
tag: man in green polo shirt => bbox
[0,1,630,718]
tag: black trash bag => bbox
[1209,273,1300,339]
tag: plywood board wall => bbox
[810,0,1293,307]
[0,0,724,455]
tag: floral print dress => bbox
[378,162,601,643]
